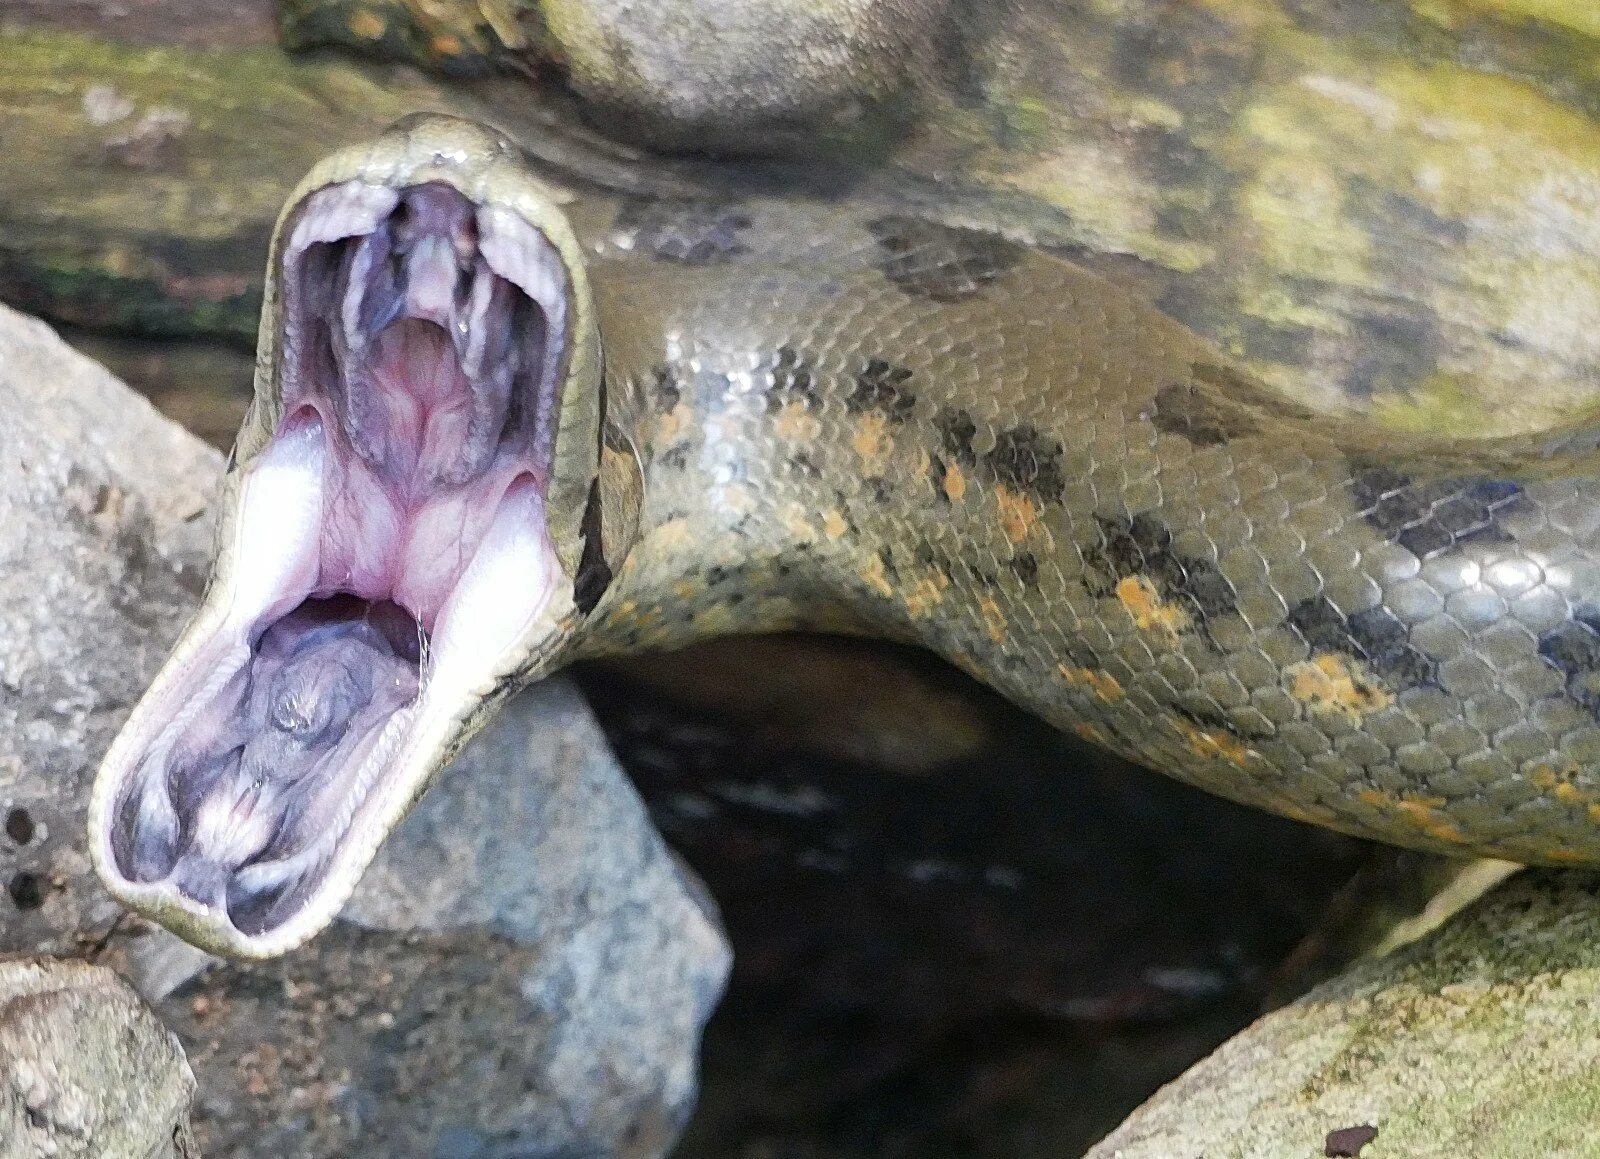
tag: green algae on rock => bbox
[0,27,451,342]
[1087,870,1600,1159]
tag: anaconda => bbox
[90,113,1600,958]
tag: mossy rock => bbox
[1088,869,1600,1159]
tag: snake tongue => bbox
[92,179,575,957]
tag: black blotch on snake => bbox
[1145,362,1321,449]
[934,408,1066,503]
[1538,610,1600,720]
[764,345,824,411]
[848,358,916,419]
[1146,381,1256,447]
[616,197,753,266]
[866,215,1023,302]
[1287,596,1436,690]
[988,424,1066,501]
[1349,463,1524,561]
[1009,551,1039,586]
[1082,512,1239,629]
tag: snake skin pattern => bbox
[555,177,1600,867]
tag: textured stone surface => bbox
[0,301,220,960]
[0,957,196,1159]
[1087,869,1600,1159]
[281,0,958,154]
[0,302,730,1156]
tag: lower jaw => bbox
[94,421,567,956]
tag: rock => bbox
[1087,870,1600,1159]
[0,957,196,1159]
[526,0,960,154]
[280,0,962,154]
[592,635,993,776]
[0,302,220,960]
[0,302,730,1155]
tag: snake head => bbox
[89,115,625,959]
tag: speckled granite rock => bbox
[0,302,730,1156]
[0,301,220,961]
[0,957,196,1159]
[1087,869,1600,1159]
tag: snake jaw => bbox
[90,145,594,960]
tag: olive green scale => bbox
[558,184,1600,865]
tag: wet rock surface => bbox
[0,957,196,1159]
[281,0,960,154]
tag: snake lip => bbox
[92,175,578,958]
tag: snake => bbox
[87,112,1600,959]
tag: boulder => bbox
[0,957,196,1159]
[1088,869,1600,1159]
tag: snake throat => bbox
[99,178,573,950]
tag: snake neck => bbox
[575,355,878,659]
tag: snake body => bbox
[94,116,1600,958]
[575,172,1600,867]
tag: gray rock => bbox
[0,302,220,961]
[533,0,961,154]
[0,302,730,1155]
[1087,869,1600,1159]
[0,957,196,1159]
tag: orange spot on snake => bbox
[649,517,692,553]
[348,8,387,38]
[774,400,822,441]
[943,460,967,502]
[994,485,1038,544]
[430,33,464,56]
[903,571,949,618]
[1360,789,1467,844]
[1286,653,1393,725]
[822,509,848,539]
[860,554,895,598]
[777,503,820,545]
[1113,575,1190,638]
[976,594,1009,643]
[1058,664,1125,702]
[1073,722,1108,745]
[852,412,893,477]
[1174,720,1255,767]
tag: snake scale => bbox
[91,114,1600,958]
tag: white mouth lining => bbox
[95,181,576,952]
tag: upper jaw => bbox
[89,123,591,960]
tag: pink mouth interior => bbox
[107,181,570,937]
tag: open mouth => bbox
[98,179,575,951]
